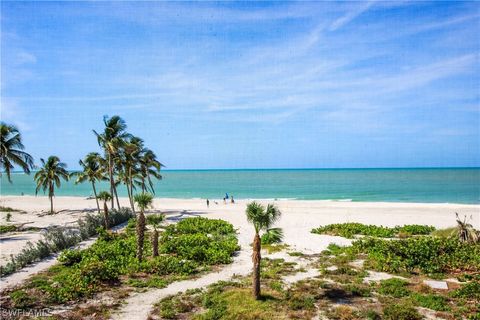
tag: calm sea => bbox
[1,168,479,204]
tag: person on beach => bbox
[223,197,226,204]
[206,199,210,208]
[231,196,234,204]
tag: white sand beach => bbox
[1,195,479,265]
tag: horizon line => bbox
[7,166,480,173]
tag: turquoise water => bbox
[1,168,479,204]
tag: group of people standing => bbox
[206,193,234,207]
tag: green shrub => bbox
[10,289,36,308]
[412,293,450,311]
[383,301,422,320]
[378,278,411,298]
[451,281,480,300]
[0,225,17,233]
[58,249,83,266]
[159,297,177,319]
[363,309,381,320]
[165,217,236,236]
[287,293,315,310]
[351,236,480,274]
[344,284,371,297]
[312,223,435,238]
[0,206,22,212]
[161,218,239,265]
[397,225,435,236]
[141,256,198,275]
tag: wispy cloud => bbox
[329,1,376,31]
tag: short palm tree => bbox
[134,192,154,261]
[34,156,69,214]
[147,213,165,257]
[72,152,105,214]
[0,122,34,182]
[455,213,479,244]
[245,201,281,300]
[97,191,112,229]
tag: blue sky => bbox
[1,1,479,170]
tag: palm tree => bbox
[455,213,479,244]
[72,152,105,214]
[97,191,112,229]
[93,115,130,210]
[147,213,165,257]
[134,192,154,261]
[137,149,163,194]
[0,122,34,182]
[117,136,144,213]
[34,156,69,214]
[245,201,281,300]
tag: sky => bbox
[1,1,479,170]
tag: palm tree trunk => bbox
[152,229,159,257]
[108,153,115,209]
[252,233,261,300]
[103,201,109,229]
[127,181,135,213]
[113,181,121,209]
[128,168,135,213]
[49,183,54,214]
[92,181,100,214]
[130,183,135,212]
[49,195,54,214]
[136,210,146,261]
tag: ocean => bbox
[1,168,479,204]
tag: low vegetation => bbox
[0,208,134,277]
[0,206,24,213]
[311,222,435,238]
[150,221,479,319]
[349,236,480,275]
[0,225,17,234]
[0,217,239,316]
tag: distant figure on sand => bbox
[206,199,210,208]
[231,196,234,204]
[223,197,226,204]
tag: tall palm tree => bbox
[245,201,281,300]
[97,191,112,229]
[72,152,105,214]
[0,122,34,182]
[34,156,69,214]
[137,149,163,194]
[147,213,165,257]
[134,192,154,262]
[93,115,130,210]
[117,136,144,213]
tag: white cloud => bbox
[329,1,376,31]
